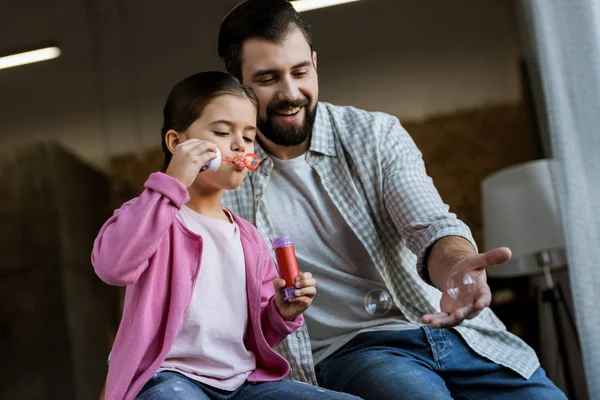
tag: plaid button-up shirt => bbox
[222,102,539,383]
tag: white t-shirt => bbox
[264,155,417,365]
[159,207,256,390]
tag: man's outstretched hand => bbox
[422,246,512,329]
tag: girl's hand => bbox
[273,272,316,321]
[166,139,217,187]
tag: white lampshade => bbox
[482,159,566,278]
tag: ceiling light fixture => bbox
[0,46,61,71]
[291,0,360,13]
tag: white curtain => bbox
[518,0,600,397]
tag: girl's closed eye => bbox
[214,131,229,136]
[243,136,254,143]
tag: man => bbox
[219,1,565,399]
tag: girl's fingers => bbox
[295,272,312,281]
[294,287,317,298]
[296,278,316,288]
[189,141,217,156]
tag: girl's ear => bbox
[165,129,183,154]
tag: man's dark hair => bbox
[218,0,314,80]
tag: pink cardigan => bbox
[92,172,303,400]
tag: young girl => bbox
[93,72,358,400]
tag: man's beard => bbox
[257,98,317,147]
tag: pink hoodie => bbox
[92,172,303,400]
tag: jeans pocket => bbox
[135,372,183,400]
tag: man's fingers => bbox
[485,247,512,265]
[474,289,492,309]
[474,297,488,311]
[421,312,450,324]
[421,312,462,329]
[464,247,512,270]
[451,303,475,321]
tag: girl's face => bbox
[184,94,257,191]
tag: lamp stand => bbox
[536,250,580,398]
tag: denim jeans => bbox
[136,370,362,400]
[316,327,567,400]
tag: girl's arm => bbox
[92,172,189,286]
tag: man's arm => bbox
[379,116,478,281]
[379,116,510,327]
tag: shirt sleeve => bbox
[379,116,478,285]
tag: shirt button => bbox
[296,331,303,339]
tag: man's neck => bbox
[258,134,311,160]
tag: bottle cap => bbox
[282,287,296,301]
[272,235,293,249]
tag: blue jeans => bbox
[316,327,566,400]
[136,370,362,400]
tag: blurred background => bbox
[1,0,598,399]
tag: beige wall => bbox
[0,0,522,169]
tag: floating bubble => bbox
[364,289,393,317]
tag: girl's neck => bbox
[185,186,230,222]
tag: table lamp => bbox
[481,159,578,397]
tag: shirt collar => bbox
[253,102,336,164]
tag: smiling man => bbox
[219,1,565,399]
[232,24,319,158]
